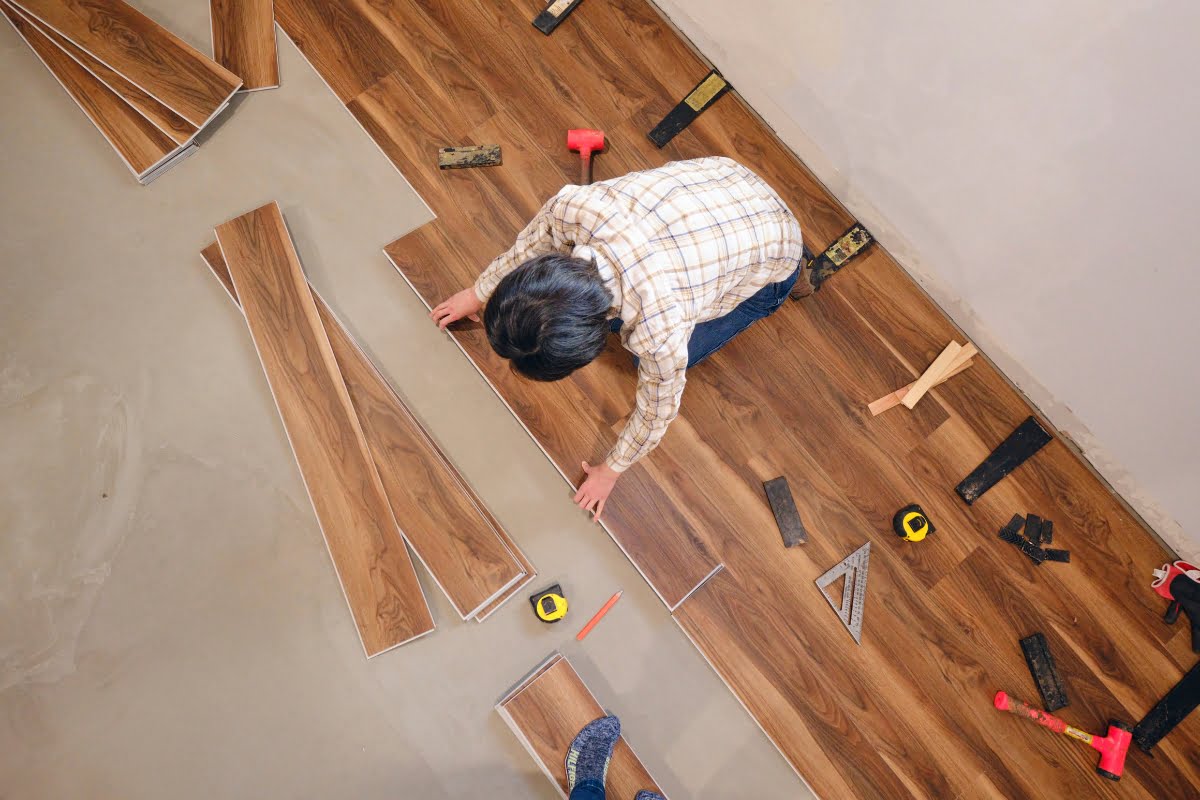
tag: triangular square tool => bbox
[815,542,870,644]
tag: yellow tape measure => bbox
[530,583,568,623]
[893,504,935,542]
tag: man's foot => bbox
[635,792,666,800]
[565,715,621,791]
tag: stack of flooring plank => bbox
[1,0,242,183]
[497,653,666,798]
[203,202,534,657]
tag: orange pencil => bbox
[576,590,623,641]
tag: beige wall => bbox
[652,0,1199,557]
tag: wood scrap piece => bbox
[201,242,528,621]
[956,416,1053,504]
[901,341,963,409]
[497,653,667,798]
[13,0,242,126]
[8,1,196,144]
[210,0,279,91]
[868,343,978,415]
[214,203,433,656]
[763,476,807,547]
[0,1,177,178]
[438,144,501,169]
[1019,632,1069,712]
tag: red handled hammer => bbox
[567,128,605,185]
[994,691,1132,781]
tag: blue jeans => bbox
[609,266,799,367]
[569,779,606,800]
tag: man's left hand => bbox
[574,461,619,522]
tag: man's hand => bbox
[573,461,619,521]
[431,287,483,329]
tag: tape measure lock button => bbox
[893,504,935,542]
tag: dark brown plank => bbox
[210,0,279,91]
[497,653,666,797]
[214,203,434,656]
[1,1,176,177]
[201,242,528,620]
[13,0,241,126]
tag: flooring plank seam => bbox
[209,0,280,91]
[214,203,434,657]
[383,249,723,613]
[11,0,243,127]
[201,242,530,623]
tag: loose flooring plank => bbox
[497,653,666,798]
[201,241,528,620]
[8,1,196,144]
[214,203,433,656]
[210,0,278,91]
[13,0,241,126]
[1,1,176,177]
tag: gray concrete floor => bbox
[0,4,811,798]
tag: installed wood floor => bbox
[209,0,279,91]
[214,202,435,656]
[13,0,241,126]
[497,653,665,798]
[273,0,1200,795]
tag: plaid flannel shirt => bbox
[475,157,803,471]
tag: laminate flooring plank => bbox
[9,2,196,144]
[497,654,666,798]
[210,0,279,91]
[214,203,434,655]
[1,1,176,177]
[201,241,527,620]
[13,0,241,126]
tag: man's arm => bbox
[606,343,689,472]
[474,194,564,303]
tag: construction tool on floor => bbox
[902,341,963,409]
[957,416,1053,504]
[997,513,1069,565]
[1132,658,1200,753]
[993,691,1132,781]
[438,144,502,169]
[567,129,605,185]
[532,0,584,34]
[1020,632,1069,711]
[808,222,876,291]
[892,504,935,542]
[530,583,568,623]
[763,476,808,547]
[816,542,870,644]
[1151,561,1200,652]
[576,590,622,641]
[868,343,977,415]
[648,70,731,148]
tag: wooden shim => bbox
[956,416,1053,505]
[210,0,279,91]
[901,341,962,409]
[497,653,666,798]
[13,0,242,126]
[201,242,528,621]
[213,203,433,656]
[1,1,177,178]
[9,1,196,144]
[868,343,977,415]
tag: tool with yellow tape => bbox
[529,583,569,623]
[893,504,935,542]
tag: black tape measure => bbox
[893,504,935,542]
[529,583,568,623]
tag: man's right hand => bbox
[431,287,483,329]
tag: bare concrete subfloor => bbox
[0,4,810,798]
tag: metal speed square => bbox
[815,542,871,644]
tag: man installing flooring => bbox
[432,157,809,517]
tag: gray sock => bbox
[564,715,621,790]
[634,792,666,800]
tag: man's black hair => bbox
[484,253,613,382]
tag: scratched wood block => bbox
[438,144,502,169]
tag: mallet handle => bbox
[994,691,1094,743]
[580,154,592,186]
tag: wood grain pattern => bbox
[214,203,433,656]
[201,241,527,620]
[210,0,279,91]
[497,653,666,798]
[273,0,1200,794]
[901,340,962,409]
[8,1,196,144]
[1,0,176,177]
[13,0,241,126]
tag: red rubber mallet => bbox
[567,128,605,185]
[994,691,1132,781]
